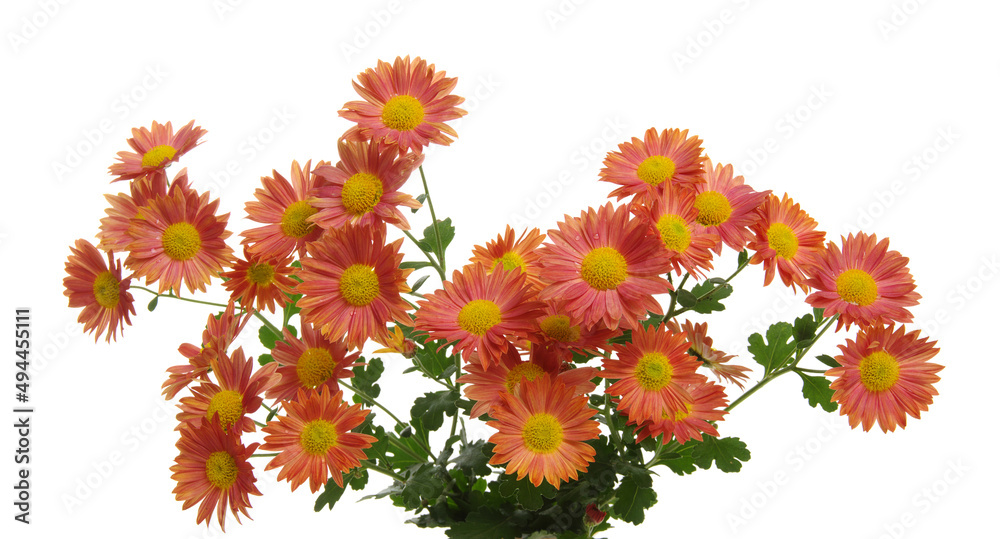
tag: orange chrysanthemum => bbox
[242,160,327,260]
[176,348,278,433]
[125,179,234,294]
[163,301,251,400]
[415,263,544,368]
[599,127,706,202]
[538,203,673,331]
[827,323,942,432]
[748,193,826,293]
[804,232,920,330]
[97,171,169,253]
[667,319,751,389]
[296,223,412,350]
[487,375,600,489]
[602,324,707,423]
[262,386,377,492]
[63,239,135,342]
[340,56,467,153]
[469,226,547,292]
[690,160,770,254]
[632,381,729,444]
[526,301,620,358]
[266,323,361,403]
[311,140,423,231]
[109,120,206,182]
[634,183,720,279]
[170,418,261,531]
[221,247,297,313]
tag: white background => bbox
[2,1,996,538]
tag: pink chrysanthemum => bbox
[63,239,135,342]
[667,319,751,389]
[266,323,361,403]
[176,348,278,434]
[599,127,707,202]
[804,233,920,330]
[221,247,297,313]
[632,381,729,444]
[311,140,423,230]
[469,226,547,292]
[296,223,412,350]
[340,56,467,153]
[749,193,826,293]
[827,323,942,432]
[690,160,770,254]
[163,301,251,400]
[242,160,327,260]
[415,263,544,368]
[539,203,673,331]
[125,180,234,294]
[109,120,206,182]
[634,183,720,279]
[97,171,169,253]
[602,324,707,423]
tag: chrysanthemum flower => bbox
[602,324,707,423]
[97,171,169,253]
[126,181,234,294]
[487,375,600,489]
[632,381,728,444]
[415,263,544,368]
[748,193,826,293]
[109,120,206,182]
[667,319,750,389]
[538,203,672,331]
[221,247,297,313]
[827,323,942,432]
[262,386,377,493]
[690,161,770,254]
[469,226,547,292]
[176,348,278,433]
[296,223,412,350]
[340,56,467,153]
[63,239,135,342]
[457,344,597,419]
[526,301,619,358]
[634,183,719,279]
[311,140,423,231]
[266,324,361,403]
[599,127,706,202]
[170,418,261,531]
[163,301,251,400]
[372,325,417,357]
[242,160,327,260]
[804,232,920,330]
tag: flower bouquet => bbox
[63,56,943,538]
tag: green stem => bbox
[339,379,433,456]
[249,453,279,458]
[134,286,234,310]
[603,392,626,457]
[362,460,406,482]
[795,367,828,374]
[665,273,690,320]
[254,311,282,336]
[725,368,788,413]
[671,257,749,318]
[387,435,429,463]
[419,165,446,274]
[402,229,446,279]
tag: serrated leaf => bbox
[454,439,492,477]
[348,468,369,490]
[147,296,159,311]
[412,338,455,380]
[797,371,838,412]
[257,353,274,366]
[793,312,821,347]
[399,464,446,511]
[613,476,657,525]
[611,460,653,488]
[816,354,840,369]
[351,357,384,403]
[658,447,697,476]
[497,474,557,511]
[688,280,733,314]
[417,218,456,256]
[259,325,282,349]
[411,389,459,432]
[314,478,346,511]
[446,507,521,539]
[748,322,796,375]
[691,436,751,473]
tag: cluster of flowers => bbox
[63,55,942,532]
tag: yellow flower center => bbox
[580,247,628,290]
[300,419,339,455]
[636,155,676,186]
[92,271,120,309]
[296,347,337,389]
[666,402,694,422]
[381,95,426,131]
[246,262,275,286]
[766,223,799,259]
[340,264,380,307]
[457,299,502,336]
[341,172,383,216]
[656,214,692,253]
[141,144,177,168]
[539,315,581,343]
[280,200,318,238]
[694,191,733,226]
[858,351,900,392]
[161,222,202,261]
[836,269,878,307]
[634,352,674,391]
[522,413,563,454]
[205,390,244,430]
[204,451,238,489]
[504,363,546,394]
[492,251,526,273]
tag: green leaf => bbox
[418,218,456,255]
[412,338,455,380]
[676,289,698,308]
[688,280,733,314]
[411,274,431,293]
[611,459,653,488]
[797,371,838,412]
[816,354,840,369]
[691,436,751,473]
[410,389,459,432]
[348,468,369,490]
[147,296,158,312]
[351,357,384,404]
[793,312,821,348]
[257,353,274,366]
[612,476,657,525]
[497,474,557,511]
[400,261,433,270]
[446,507,521,539]
[737,249,749,267]
[360,423,390,468]
[258,325,282,349]
[747,322,796,375]
[658,445,697,476]
[314,478,347,511]
[399,464,446,511]
[454,439,492,477]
